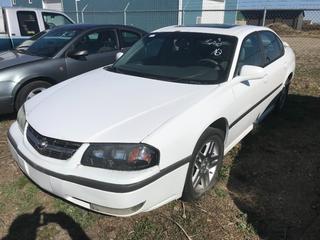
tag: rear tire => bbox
[15,81,51,111]
[181,128,224,202]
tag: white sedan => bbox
[8,24,295,216]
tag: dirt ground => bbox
[0,34,319,240]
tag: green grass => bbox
[129,218,164,240]
[0,176,40,212]
[53,198,98,229]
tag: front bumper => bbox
[7,122,189,216]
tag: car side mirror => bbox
[239,65,267,80]
[68,50,89,59]
[116,52,124,61]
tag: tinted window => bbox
[260,31,283,65]
[42,12,73,29]
[17,11,40,36]
[25,28,80,57]
[112,32,237,84]
[120,30,140,48]
[73,29,118,55]
[236,33,263,75]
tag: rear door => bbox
[257,31,287,111]
[65,28,120,78]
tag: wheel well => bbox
[14,77,55,104]
[286,73,294,85]
[209,118,229,139]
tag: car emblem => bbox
[39,140,48,149]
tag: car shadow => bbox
[227,94,320,240]
[2,207,90,240]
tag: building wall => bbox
[12,0,42,8]
[0,0,12,7]
[237,0,320,9]
[182,0,203,25]
[42,0,62,11]
[200,0,225,24]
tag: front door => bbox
[65,29,119,78]
[227,32,267,147]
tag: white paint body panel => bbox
[9,25,296,216]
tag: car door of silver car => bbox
[65,28,120,78]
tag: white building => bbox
[199,0,225,24]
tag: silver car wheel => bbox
[192,140,220,192]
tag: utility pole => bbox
[262,8,267,26]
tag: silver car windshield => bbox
[111,32,237,84]
[23,28,80,58]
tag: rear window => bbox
[120,30,141,48]
[17,11,40,36]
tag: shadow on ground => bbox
[228,94,320,240]
[2,207,90,240]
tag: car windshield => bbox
[22,28,80,57]
[110,32,237,84]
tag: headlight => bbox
[81,143,160,171]
[17,105,26,133]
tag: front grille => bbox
[27,125,82,160]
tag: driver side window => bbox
[235,33,263,76]
[73,29,118,55]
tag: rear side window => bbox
[259,31,283,65]
[17,11,40,36]
[42,12,72,29]
[120,30,141,48]
[235,33,263,76]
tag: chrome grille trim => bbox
[26,125,82,160]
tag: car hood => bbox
[0,50,44,70]
[26,68,219,143]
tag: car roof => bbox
[51,24,147,34]
[153,24,271,39]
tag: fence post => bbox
[123,2,130,25]
[182,9,185,25]
[262,8,267,26]
[81,4,88,23]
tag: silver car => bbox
[0,24,146,114]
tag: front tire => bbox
[182,128,224,202]
[15,81,51,111]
